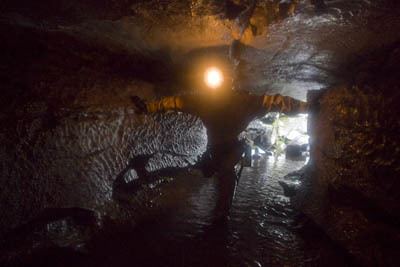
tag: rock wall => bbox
[295,42,400,266]
[0,18,208,237]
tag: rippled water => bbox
[83,155,351,267]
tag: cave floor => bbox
[59,155,352,267]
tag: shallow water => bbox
[82,155,351,267]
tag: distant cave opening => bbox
[244,112,309,160]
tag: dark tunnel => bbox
[1,1,400,266]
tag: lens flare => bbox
[204,67,224,89]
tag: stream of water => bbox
[84,155,351,267]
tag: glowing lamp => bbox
[204,67,224,89]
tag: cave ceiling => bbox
[1,0,400,100]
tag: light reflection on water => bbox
[85,151,349,267]
[125,155,325,267]
[228,155,307,266]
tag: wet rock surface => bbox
[1,0,400,266]
[2,156,354,267]
[294,42,400,266]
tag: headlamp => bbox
[204,67,224,89]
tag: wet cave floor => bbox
[36,155,353,267]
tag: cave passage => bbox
[14,151,351,267]
[1,0,400,266]
[97,115,335,267]
[89,153,350,267]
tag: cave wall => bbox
[296,43,400,266]
[0,0,279,236]
[0,16,208,236]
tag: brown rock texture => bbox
[295,42,400,266]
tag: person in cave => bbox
[131,87,308,222]
[127,0,308,222]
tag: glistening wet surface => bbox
[84,155,351,267]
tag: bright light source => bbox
[204,67,224,89]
